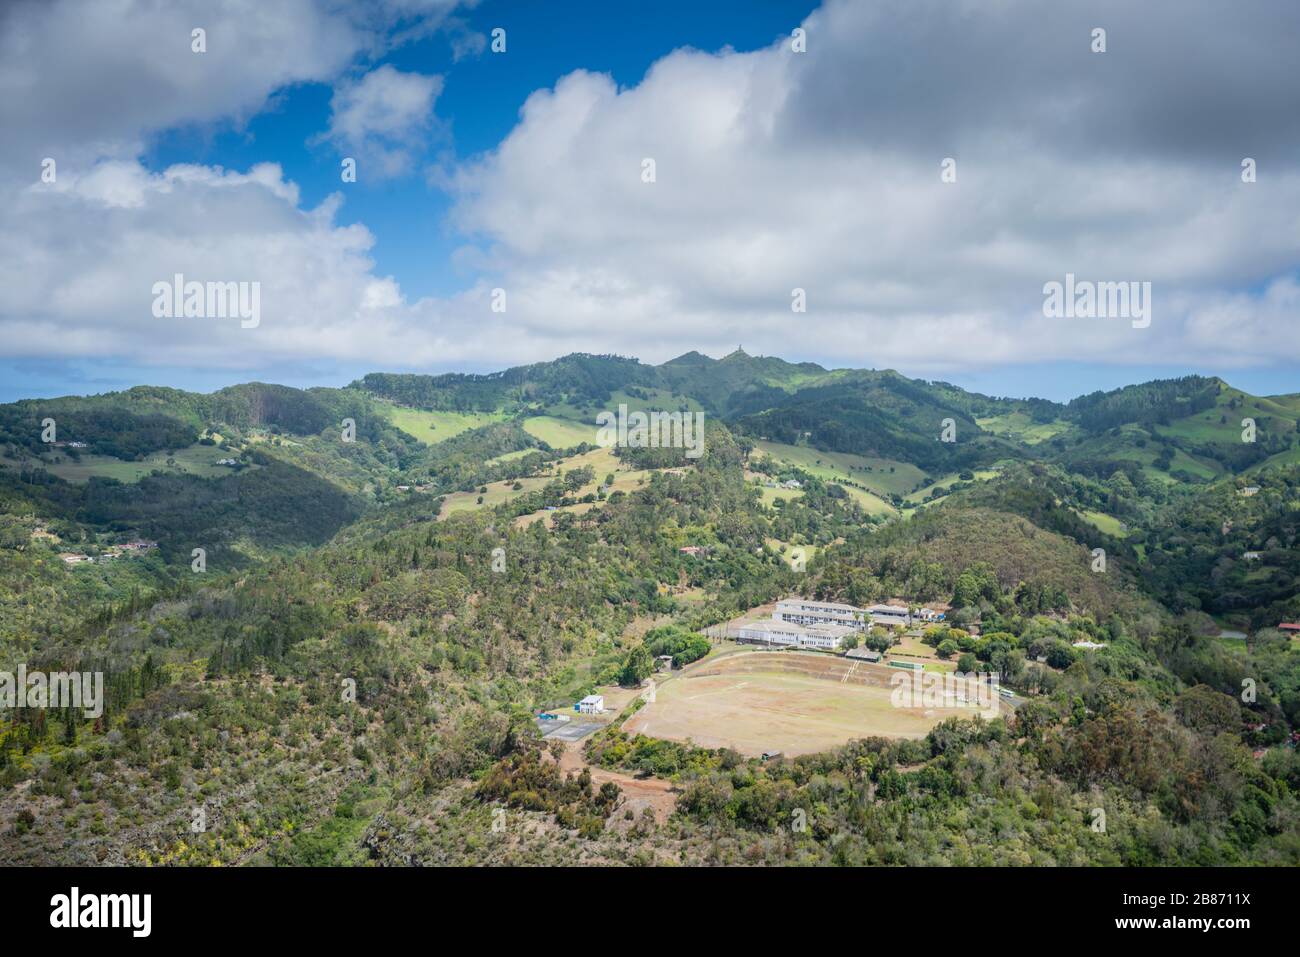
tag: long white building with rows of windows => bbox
[736,618,858,650]
[775,597,866,629]
[770,596,943,635]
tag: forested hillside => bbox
[2,353,1298,866]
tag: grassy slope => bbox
[376,401,505,445]
[903,468,1002,506]
[1077,508,1128,537]
[1061,427,1223,482]
[1156,386,1299,445]
[752,440,923,497]
[0,443,243,484]
[520,415,600,449]
[975,411,1072,445]
[439,446,640,520]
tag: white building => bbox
[773,596,938,633]
[737,619,857,650]
[576,694,604,715]
[775,597,866,629]
[867,604,911,627]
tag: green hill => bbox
[3,352,1300,868]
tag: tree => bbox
[866,632,893,653]
[619,646,653,687]
[1045,642,1077,670]
[1174,684,1242,735]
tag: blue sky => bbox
[145,0,819,302]
[2,0,1298,404]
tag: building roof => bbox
[776,596,862,613]
[578,694,604,704]
[742,620,857,640]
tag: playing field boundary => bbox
[624,648,981,755]
[680,649,899,690]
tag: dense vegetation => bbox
[1,352,1298,867]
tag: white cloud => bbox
[0,0,365,176]
[444,19,487,63]
[1,0,1299,379]
[320,65,444,177]
[0,0,476,370]
[435,0,1300,372]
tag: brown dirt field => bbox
[623,650,1000,757]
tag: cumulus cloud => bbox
[2,162,384,364]
[1,0,1299,380]
[319,65,444,177]
[0,0,475,370]
[0,0,363,175]
[440,0,1300,372]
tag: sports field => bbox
[623,651,998,757]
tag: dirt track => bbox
[557,742,677,824]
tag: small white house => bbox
[576,694,604,715]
